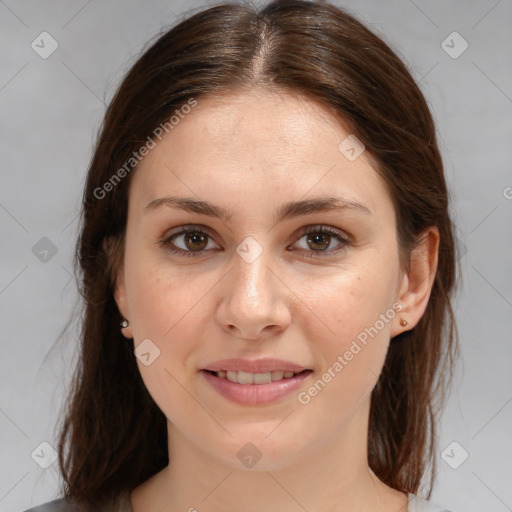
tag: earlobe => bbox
[103,236,133,339]
[114,268,133,339]
[391,227,439,337]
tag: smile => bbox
[210,369,303,384]
[201,369,313,405]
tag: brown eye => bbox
[161,226,219,257]
[306,232,331,251]
[292,225,351,257]
[183,231,208,251]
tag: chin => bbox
[210,432,311,472]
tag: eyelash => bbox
[158,224,351,259]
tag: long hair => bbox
[57,0,459,506]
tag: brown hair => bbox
[57,0,459,506]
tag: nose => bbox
[215,247,292,340]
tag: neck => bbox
[131,401,408,512]
[131,407,407,512]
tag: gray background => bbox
[1,1,511,511]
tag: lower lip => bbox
[201,370,313,405]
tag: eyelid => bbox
[289,225,351,257]
[158,223,351,258]
[159,224,221,255]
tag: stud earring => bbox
[120,319,129,329]
[400,319,408,327]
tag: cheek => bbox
[127,269,172,339]
[298,260,399,393]
[310,266,398,340]
[124,261,208,420]
[124,255,220,372]
[125,254,202,339]
[295,272,397,419]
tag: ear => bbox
[103,237,133,339]
[391,226,439,337]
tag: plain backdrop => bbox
[1,1,511,511]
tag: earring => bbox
[400,319,408,327]
[120,319,129,329]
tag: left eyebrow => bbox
[274,197,372,223]
[143,196,372,223]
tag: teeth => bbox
[226,370,238,382]
[254,372,272,384]
[215,369,301,384]
[271,371,284,381]
[237,371,254,384]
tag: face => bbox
[115,88,410,470]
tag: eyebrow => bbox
[144,196,371,223]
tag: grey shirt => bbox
[23,491,455,511]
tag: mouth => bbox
[200,368,314,405]
[200,358,314,404]
[204,369,312,385]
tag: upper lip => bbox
[203,358,310,373]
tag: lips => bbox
[203,357,309,374]
[200,358,313,404]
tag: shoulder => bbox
[407,493,456,512]
[23,498,83,512]
[23,491,132,512]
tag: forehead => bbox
[166,88,350,156]
[129,88,392,220]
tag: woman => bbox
[25,0,459,511]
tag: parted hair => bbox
[57,0,459,506]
